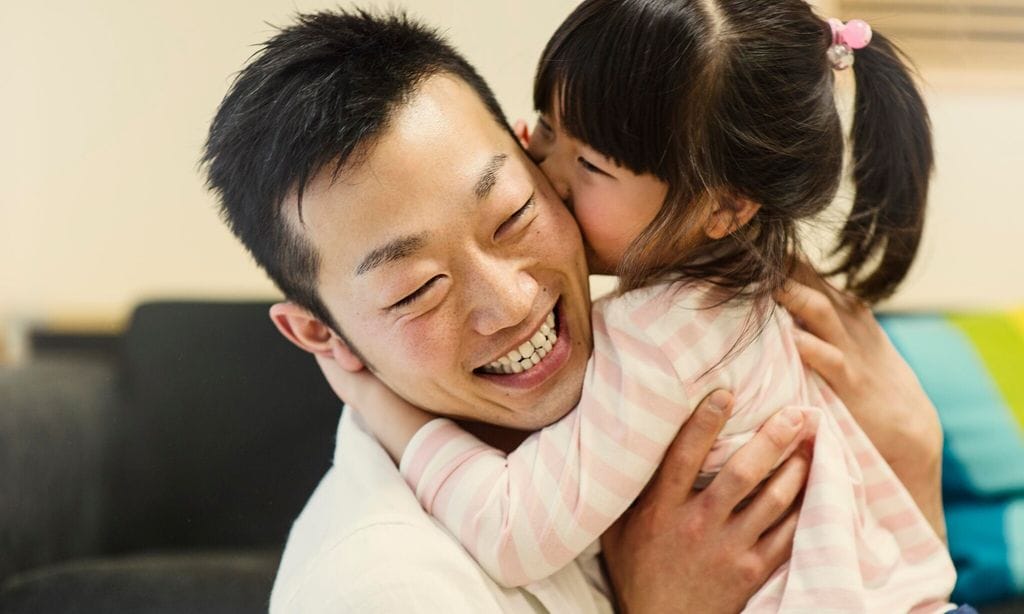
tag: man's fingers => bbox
[736,445,809,539]
[643,389,733,505]
[753,505,800,578]
[706,407,805,511]
[775,279,848,348]
[793,329,846,385]
[786,259,824,290]
[787,260,852,307]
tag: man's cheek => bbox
[552,208,587,263]
[395,317,454,371]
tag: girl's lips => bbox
[474,300,571,390]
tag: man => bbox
[203,9,943,612]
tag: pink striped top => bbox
[398,282,956,612]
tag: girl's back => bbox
[597,280,955,611]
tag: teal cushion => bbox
[880,311,1024,604]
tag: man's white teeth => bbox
[481,310,558,374]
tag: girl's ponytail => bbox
[831,31,933,302]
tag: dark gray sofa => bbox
[0,302,341,613]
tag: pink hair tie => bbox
[827,18,872,70]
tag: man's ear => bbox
[704,196,761,240]
[513,118,531,149]
[269,302,365,372]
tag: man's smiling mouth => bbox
[478,308,559,374]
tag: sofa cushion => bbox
[0,358,116,583]
[0,551,278,614]
[881,310,1024,605]
[882,311,1024,501]
[107,302,342,554]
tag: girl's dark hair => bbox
[535,0,932,304]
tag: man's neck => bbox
[458,420,531,453]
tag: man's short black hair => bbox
[202,9,509,333]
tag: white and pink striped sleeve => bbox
[398,295,695,587]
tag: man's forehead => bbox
[324,77,510,190]
[292,76,527,273]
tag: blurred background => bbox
[2,2,1024,611]
[2,0,1022,363]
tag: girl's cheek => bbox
[572,202,604,245]
[527,130,553,165]
[527,139,547,163]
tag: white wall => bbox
[1,0,1021,345]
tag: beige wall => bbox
[2,0,1021,342]
[0,0,579,333]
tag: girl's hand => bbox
[775,266,945,541]
[314,354,434,464]
[602,391,810,614]
[312,353,381,412]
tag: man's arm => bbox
[775,275,946,541]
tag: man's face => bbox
[293,74,592,430]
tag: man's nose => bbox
[468,257,540,337]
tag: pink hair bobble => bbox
[827,18,873,70]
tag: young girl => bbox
[337,0,956,610]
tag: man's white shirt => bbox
[269,407,615,613]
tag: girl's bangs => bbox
[532,1,675,178]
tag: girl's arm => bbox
[776,275,946,541]
[311,359,434,465]
[398,300,694,588]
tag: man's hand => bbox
[601,391,810,614]
[775,265,945,541]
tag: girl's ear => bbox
[269,302,365,372]
[704,196,761,240]
[513,118,531,149]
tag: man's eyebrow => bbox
[473,153,508,201]
[355,233,427,276]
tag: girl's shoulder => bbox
[594,279,754,337]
